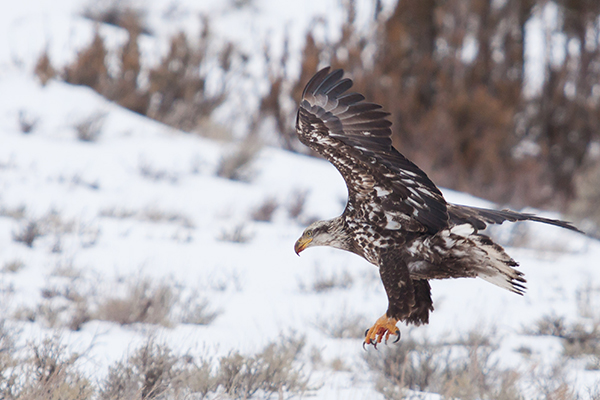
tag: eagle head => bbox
[294,218,346,255]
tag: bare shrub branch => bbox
[14,336,93,400]
[100,334,310,399]
[96,277,176,326]
[217,335,310,399]
[314,308,367,339]
[18,110,39,134]
[12,209,75,249]
[100,207,194,228]
[218,223,252,243]
[34,50,56,86]
[100,339,177,400]
[365,330,522,400]
[2,259,24,273]
[0,204,26,219]
[12,220,43,247]
[74,112,106,142]
[64,29,108,91]
[251,197,278,222]
[216,138,262,182]
[146,28,229,132]
[287,189,308,221]
[525,313,600,362]
[178,297,220,326]
[299,268,353,293]
[82,2,152,36]
[137,161,180,184]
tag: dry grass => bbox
[64,29,108,91]
[137,161,180,184]
[570,156,600,235]
[51,259,82,279]
[65,9,238,132]
[365,330,522,400]
[250,197,279,222]
[0,204,26,220]
[218,223,253,243]
[524,283,600,366]
[2,259,25,274]
[0,334,93,400]
[100,340,178,400]
[314,308,367,339]
[100,207,194,228]
[178,297,220,326]
[12,220,43,247]
[18,110,39,134]
[19,338,93,400]
[68,174,100,190]
[0,326,308,399]
[216,138,262,182]
[217,335,309,399]
[95,275,220,328]
[34,49,56,86]
[527,362,581,400]
[0,321,18,397]
[366,321,600,399]
[74,112,106,142]
[299,268,353,293]
[287,189,308,221]
[99,334,310,399]
[82,1,152,35]
[525,314,600,365]
[146,28,228,132]
[13,279,92,331]
[198,267,244,292]
[12,210,75,249]
[11,269,221,332]
[96,277,176,327]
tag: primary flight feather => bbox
[293,67,582,347]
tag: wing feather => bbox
[296,67,449,233]
[448,204,583,233]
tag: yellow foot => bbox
[363,314,400,349]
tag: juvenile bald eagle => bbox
[293,67,582,348]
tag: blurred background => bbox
[19,0,600,230]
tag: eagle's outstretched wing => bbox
[296,67,448,233]
[448,204,583,233]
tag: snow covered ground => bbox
[2,0,600,398]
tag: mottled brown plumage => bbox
[293,67,583,347]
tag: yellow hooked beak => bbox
[294,236,312,255]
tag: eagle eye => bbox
[306,229,313,237]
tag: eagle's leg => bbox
[363,314,400,348]
[363,251,415,348]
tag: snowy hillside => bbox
[2,1,600,399]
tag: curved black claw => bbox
[362,338,377,351]
[392,330,401,344]
[364,328,370,337]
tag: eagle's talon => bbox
[362,337,376,350]
[393,331,401,343]
[363,314,400,348]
